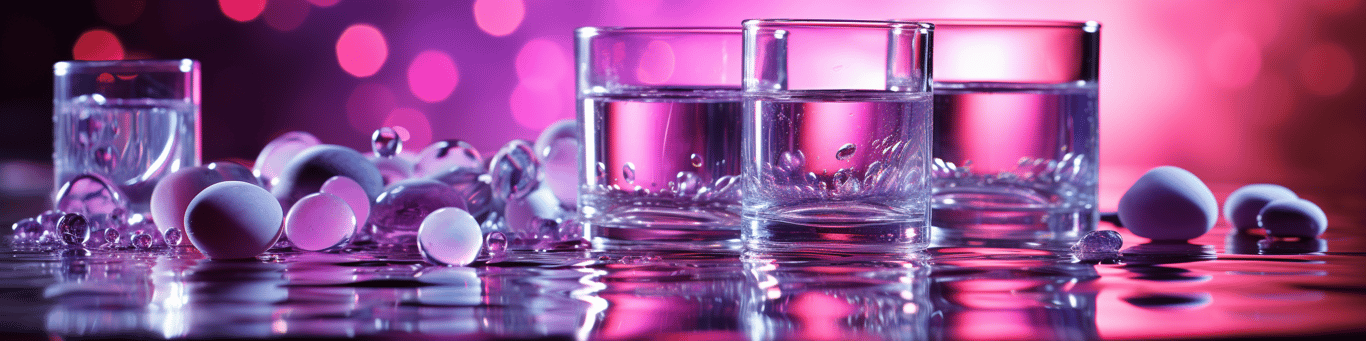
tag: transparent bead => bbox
[534,120,578,208]
[489,140,541,200]
[38,210,66,231]
[417,208,483,266]
[131,232,155,249]
[429,167,503,227]
[57,213,90,246]
[54,173,128,217]
[372,127,402,158]
[414,139,482,177]
[163,227,183,246]
[11,218,44,244]
[370,179,468,244]
[485,231,507,257]
[253,131,321,190]
[207,161,262,187]
[1072,230,1123,254]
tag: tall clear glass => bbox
[53,59,201,214]
[925,20,1100,245]
[742,20,934,254]
[576,27,744,249]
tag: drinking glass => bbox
[575,27,744,249]
[925,20,1100,244]
[53,59,201,214]
[742,19,934,253]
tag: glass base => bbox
[741,208,930,255]
[584,206,742,250]
[931,206,1096,248]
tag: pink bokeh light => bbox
[509,82,569,132]
[306,0,339,7]
[1298,42,1356,96]
[514,38,571,83]
[335,24,387,78]
[264,0,311,32]
[345,82,396,134]
[219,0,267,22]
[384,108,433,151]
[1205,32,1261,89]
[407,50,459,103]
[72,29,124,61]
[635,40,675,85]
[473,0,524,37]
[511,38,573,130]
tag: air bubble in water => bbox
[676,171,700,194]
[623,162,636,184]
[780,150,805,172]
[836,143,856,161]
[93,146,117,171]
[690,153,703,168]
[371,127,402,158]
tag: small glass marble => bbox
[742,20,934,254]
[53,59,201,215]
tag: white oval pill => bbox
[1118,166,1218,241]
[185,181,284,259]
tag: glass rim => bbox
[54,59,198,75]
[913,19,1100,30]
[742,19,932,31]
[576,26,742,37]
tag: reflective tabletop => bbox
[2,186,1365,340]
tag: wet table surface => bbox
[2,187,1366,340]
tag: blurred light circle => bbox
[1298,42,1356,97]
[219,0,267,22]
[72,29,124,61]
[509,82,568,131]
[1205,32,1261,89]
[472,0,524,37]
[384,108,433,150]
[264,0,311,32]
[514,38,570,82]
[336,24,388,77]
[636,40,675,84]
[407,50,459,103]
[346,83,396,134]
